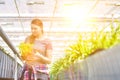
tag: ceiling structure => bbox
[0,0,120,18]
[0,0,120,62]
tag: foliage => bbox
[19,43,33,57]
[50,22,120,80]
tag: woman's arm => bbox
[35,49,52,64]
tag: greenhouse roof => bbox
[0,0,120,18]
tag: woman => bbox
[20,18,52,80]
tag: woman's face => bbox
[31,24,42,37]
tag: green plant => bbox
[50,22,120,80]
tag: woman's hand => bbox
[35,52,42,57]
[25,53,39,65]
[26,55,36,61]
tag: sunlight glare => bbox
[63,5,89,26]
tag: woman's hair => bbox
[29,18,44,44]
[31,18,43,34]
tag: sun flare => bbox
[63,4,90,26]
